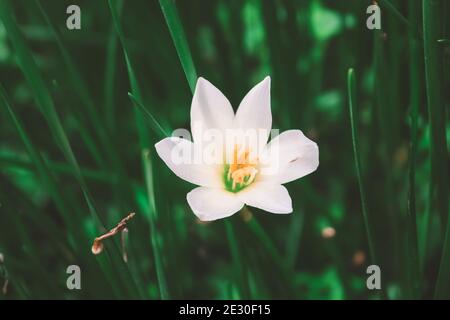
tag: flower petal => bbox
[155,137,222,187]
[234,76,272,152]
[259,130,319,184]
[238,182,292,214]
[191,77,235,143]
[187,187,244,221]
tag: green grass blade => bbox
[0,0,106,226]
[0,0,143,298]
[108,0,140,99]
[33,0,116,166]
[372,26,401,297]
[0,84,75,236]
[423,0,449,228]
[143,149,169,299]
[378,0,422,39]
[159,0,198,93]
[405,0,422,299]
[128,93,170,138]
[0,154,120,183]
[108,0,167,299]
[103,24,119,131]
[246,216,296,297]
[422,0,450,299]
[108,0,150,149]
[347,68,377,266]
[0,88,127,297]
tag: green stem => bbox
[422,0,449,299]
[225,220,250,299]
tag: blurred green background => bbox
[0,0,449,299]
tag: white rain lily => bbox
[155,76,319,221]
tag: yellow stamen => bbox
[226,146,258,191]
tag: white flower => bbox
[155,76,319,221]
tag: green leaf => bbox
[347,68,377,267]
[159,0,198,94]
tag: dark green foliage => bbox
[0,0,448,299]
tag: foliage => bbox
[0,0,448,299]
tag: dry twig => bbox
[91,212,135,258]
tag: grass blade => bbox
[347,68,377,266]
[405,0,422,299]
[0,0,95,214]
[128,93,170,138]
[378,0,422,39]
[0,154,120,183]
[142,149,169,299]
[422,0,450,299]
[34,0,111,158]
[103,24,119,131]
[108,0,167,299]
[159,0,198,93]
[0,0,143,298]
[108,0,150,149]
[0,84,76,239]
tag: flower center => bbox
[224,147,258,193]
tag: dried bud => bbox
[91,239,104,255]
[90,212,135,256]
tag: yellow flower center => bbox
[224,146,258,192]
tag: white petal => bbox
[234,76,272,152]
[238,182,292,214]
[155,137,222,187]
[191,77,235,144]
[187,187,244,221]
[259,130,319,184]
